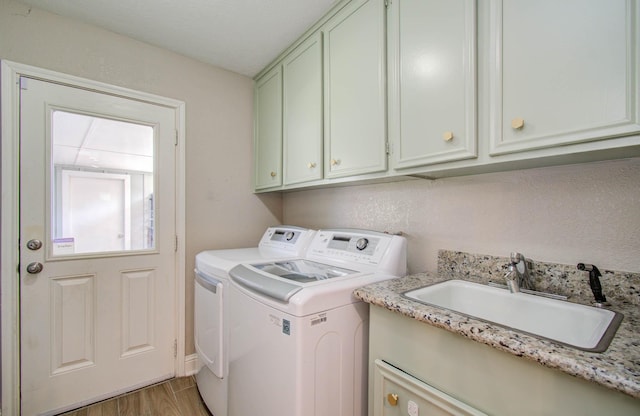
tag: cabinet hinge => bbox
[174,130,178,146]
[386,142,392,155]
[174,235,178,252]
[19,77,28,90]
[173,339,177,358]
[384,0,391,8]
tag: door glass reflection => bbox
[51,111,155,256]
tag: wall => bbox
[0,0,282,355]
[284,157,640,275]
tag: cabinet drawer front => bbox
[489,0,640,155]
[373,359,488,416]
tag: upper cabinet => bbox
[388,0,477,170]
[323,0,387,178]
[253,0,640,192]
[488,0,640,155]
[254,66,282,190]
[283,33,323,186]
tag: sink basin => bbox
[402,280,623,352]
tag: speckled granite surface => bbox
[354,250,640,399]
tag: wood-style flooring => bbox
[58,376,213,416]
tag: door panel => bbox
[121,268,156,357]
[254,66,283,190]
[283,32,323,185]
[50,274,95,375]
[20,77,177,415]
[323,0,387,178]
[489,0,640,154]
[389,0,477,169]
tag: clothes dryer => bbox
[194,226,315,416]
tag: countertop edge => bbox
[354,273,640,399]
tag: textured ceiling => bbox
[18,0,338,77]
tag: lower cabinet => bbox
[369,305,640,416]
[373,359,486,416]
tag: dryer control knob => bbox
[355,238,369,251]
[285,231,295,241]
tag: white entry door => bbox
[19,77,177,415]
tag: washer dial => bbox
[355,238,369,251]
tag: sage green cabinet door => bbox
[283,33,323,185]
[254,66,283,190]
[389,0,477,170]
[323,0,387,179]
[489,0,640,155]
[373,360,487,416]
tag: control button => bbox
[285,232,294,241]
[355,238,369,251]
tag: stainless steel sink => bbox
[402,279,623,352]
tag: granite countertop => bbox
[354,271,640,399]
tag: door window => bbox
[51,110,155,256]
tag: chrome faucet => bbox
[504,252,534,293]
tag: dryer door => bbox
[195,270,224,378]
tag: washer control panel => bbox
[307,229,406,276]
[258,226,316,253]
[325,234,381,257]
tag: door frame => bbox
[1,60,187,415]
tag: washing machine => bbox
[194,226,315,416]
[227,229,407,416]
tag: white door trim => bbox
[1,60,186,416]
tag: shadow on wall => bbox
[256,192,283,226]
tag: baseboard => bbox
[184,353,199,376]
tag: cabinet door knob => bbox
[307,162,316,169]
[511,117,525,129]
[330,159,341,166]
[270,171,277,178]
[443,131,454,142]
[387,393,399,406]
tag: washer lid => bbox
[255,259,356,283]
[229,260,357,302]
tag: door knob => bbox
[26,239,43,250]
[26,262,43,274]
[387,393,399,406]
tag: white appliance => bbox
[194,226,316,416]
[227,229,407,416]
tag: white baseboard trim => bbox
[184,353,199,376]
